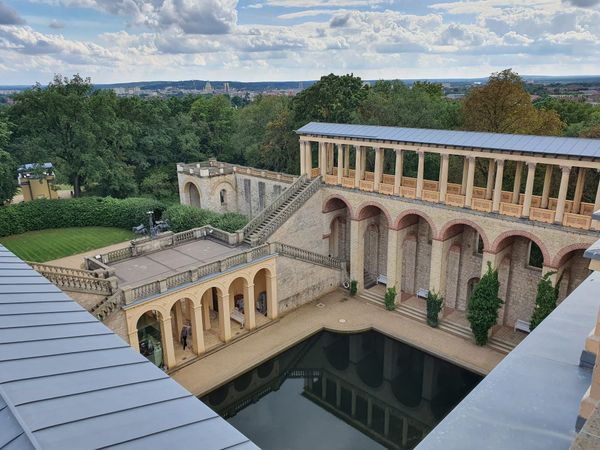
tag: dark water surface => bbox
[200,331,482,449]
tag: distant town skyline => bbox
[1,0,600,85]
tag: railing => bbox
[471,198,492,212]
[29,262,101,279]
[241,175,308,239]
[400,186,416,198]
[103,246,133,264]
[311,167,320,178]
[499,202,523,217]
[530,207,555,224]
[341,177,355,189]
[41,272,115,295]
[179,160,297,183]
[379,183,394,195]
[273,242,343,269]
[563,213,592,230]
[422,190,440,203]
[446,193,465,207]
[359,180,374,191]
[325,174,338,185]
[91,290,124,321]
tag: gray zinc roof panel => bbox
[0,245,257,450]
[297,122,600,158]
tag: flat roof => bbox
[416,273,598,450]
[0,245,257,450]
[297,122,600,159]
[110,239,247,287]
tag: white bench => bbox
[231,308,245,328]
[416,288,429,299]
[514,319,531,333]
[377,275,388,285]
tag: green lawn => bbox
[0,227,135,263]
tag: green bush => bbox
[0,197,165,237]
[467,262,503,346]
[163,204,248,233]
[384,286,397,311]
[349,280,358,296]
[426,290,444,327]
[529,271,559,331]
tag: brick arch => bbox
[322,194,354,218]
[393,208,438,237]
[355,201,392,224]
[490,230,551,266]
[551,242,592,269]
[439,219,490,251]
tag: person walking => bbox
[180,326,188,351]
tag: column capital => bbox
[495,158,505,166]
[526,161,537,170]
[465,155,476,162]
[560,165,572,173]
[417,150,426,157]
[395,148,403,155]
[440,153,449,161]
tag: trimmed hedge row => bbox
[0,197,165,238]
[163,204,248,233]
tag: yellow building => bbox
[18,162,59,202]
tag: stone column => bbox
[350,219,365,291]
[522,161,537,218]
[460,157,468,195]
[555,165,571,224]
[541,165,553,209]
[319,142,327,177]
[439,153,449,203]
[361,145,367,179]
[354,146,362,187]
[266,273,278,320]
[592,174,600,230]
[244,283,256,330]
[492,159,505,212]
[485,159,495,200]
[191,304,205,355]
[374,147,383,191]
[573,167,587,214]
[128,328,140,352]
[218,292,232,343]
[174,301,184,340]
[329,143,336,174]
[394,150,403,195]
[160,316,177,369]
[306,142,312,178]
[386,228,398,292]
[512,161,523,203]
[416,150,425,199]
[300,141,306,175]
[430,238,448,296]
[465,156,476,208]
[337,144,344,185]
[481,251,497,276]
[202,291,211,330]
[344,145,350,176]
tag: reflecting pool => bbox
[200,330,482,449]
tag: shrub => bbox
[0,197,165,237]
[163,204,248,233]
[384,286,397,311]
[349,280,358,296]
[426,290,444,327]
[529,271,559,331]
[467,262,503,346]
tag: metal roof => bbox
[297,122,600,159]
[0,245,257,450]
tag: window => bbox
[528,242,543,268]
[258,182,266,210]
[475,233,484,255]
[219,189,226,205]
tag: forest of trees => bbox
[1,69,599,205]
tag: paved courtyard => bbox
[110,239,248,286]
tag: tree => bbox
[529,272,559,331]
[462,69,564,136]
[467,262,503,345]
[0,114,17,204]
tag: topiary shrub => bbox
[529,271,559,331]
[384,286,397,311]
[349,280,358,296]
[467,261,503,346]
[426,290,444,327]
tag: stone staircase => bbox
[359,289,515,354]
[241,175,321,246]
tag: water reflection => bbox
[201,330,482,449]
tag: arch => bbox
[466,277,480,300]
[394,208,438,237]
[490,230,551,265]
[164,294,200,314]
[322,194,354,218]
[136,309,165,368]
[131,304,167,328]
[439,219,490,251]
[551,242,594,269]
[210,180,236,197]
[184,181,202,208]
[328,213,349,259]
[355,201,392,224]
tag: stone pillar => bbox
[512,161,523,203]
[319,142,327,177]
[465,156,476,208]
[485,159,495,200]
[191,304,205,355]
[361,145,367,179]
[300,141,306,175]
[481,251,497,276]
[461,157,468,195]
[350,219,365,291]
[337,144,344,185]
[174,301,184,340]
[328,143,335,174]
[573,168,587,214]
[445,246,461,309]
[522,161,537,218]
[244,283,256,330]
[555,165,571,224]
[202,291,211,330]
[492,160,505,213]
[354,146,362,186]
[218,293,232,343]
[374,147,383,191]
[160,316,177,369]
[592,174,600,230]
[430,238,448,295]
[541,165,553,209]
[128,328,140,352]
[386,228,402,293]
[416,150,425,199]
[394,150,403,195]
[344,145,350,176]
[439,153,449,203]
[266,273,278,320]
[306,142,313,178]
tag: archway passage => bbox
[358,205,389,288]
[253,268,277,321]
[187,182,201,208]
[552,248,591,302]
[398,214,432,296]
[324,197,352,263]
[169,297,204,359]
[136,311,164,368]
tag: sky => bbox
[0,0,600,85]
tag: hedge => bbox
[163,204,248,233]
[0,197,165,238]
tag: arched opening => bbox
[228,276,256,331]
[253,267,276,320]
[187,182,201,208]
[466,277,480,300]
[169,298,196,358]
[397,213,433,296]
[358,205,389,288]
[200,285,230,344]
[323,196,352,265]
[553,248,592,302]
[136,310,164,368]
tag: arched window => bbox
[220,189,226,205]
[528,242,543,268]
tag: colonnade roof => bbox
[0,245,256,450]
[297,122,600,159]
